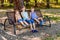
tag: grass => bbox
[49,17,60,21]
[43,12,60,22]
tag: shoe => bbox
[31,30,34,32]
[31,30,38,33]
[34,30,38,32]
[40,21,45,26]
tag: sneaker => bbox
[34,30,38,32]
[31,30,38,33]
[31,30,34,32]
[40,21,45,26]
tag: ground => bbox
[0,22,60,40]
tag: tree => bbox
[46,0,50,8]
[14,0,24,10]
[55,0,58,4]
[24,0,30,7]
[13,0,24,25]
[10,0,13,3]
[1,0,4,7]
[35,0,37,7]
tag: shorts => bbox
[25,19,34,24]
[31,17,38,20]
[17,19,23,23]
[32,17,38,21]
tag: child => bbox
[21,6,38,32]
[30,7,44,26]
[15,10,26,27]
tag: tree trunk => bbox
[46,0,50,8]
[14,0,24,11]
[1,0,4,7]
[10,0,13,3]
[35,0,37,7]
[56,0,58,4]
[13,0,24,23]
[25,0,30,7]
[26,1,29,7]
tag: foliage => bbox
[0,0,60,9]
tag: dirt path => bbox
[0,22,60,40]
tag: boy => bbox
[21,6,38,32]
[15,10,26,27]
[30,7,44,26]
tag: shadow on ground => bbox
[0,22,60,40]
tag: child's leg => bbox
[20,21,26,27]
[38,17,44,25]
[32,23,38,32]
[23,21,29,26]
[34,18,40,24]
[30,20,38,32]
[38,17,43,21]
[30,24,33,30]
[30,19,36,30]
[33,23,36,30]
[18,19,26,26]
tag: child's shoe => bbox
[31,30,38,33]
[40,21,45,26]
[34,30,38,32]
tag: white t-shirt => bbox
[21,12,29,20]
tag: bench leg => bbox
[13,24,16,35]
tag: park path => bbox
[0,22,60,40]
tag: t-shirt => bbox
[21,12,29,20]
[30,12,38,19]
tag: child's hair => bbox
[22,6,25,8]
[15,10,19,12]
[31,7,35,11]
[21,6,26,11]
[31,7,34,9]
[22,6,25,9]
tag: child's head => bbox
[22,6,26,12]
[15,10,19,14]
[31,7,35,12]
